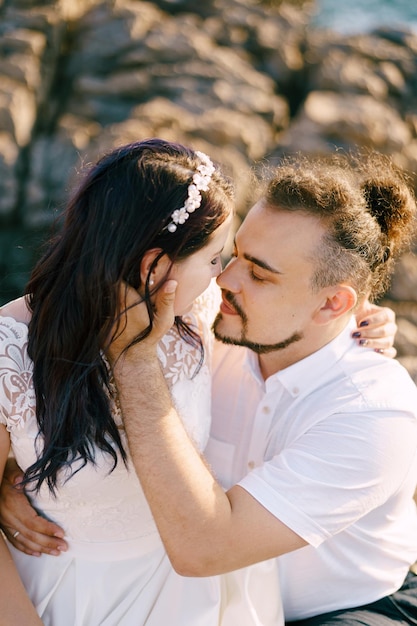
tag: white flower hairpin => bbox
[166,151,215,233]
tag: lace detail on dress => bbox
[158,279,220,381]
[157,325,202,385]
[0,317,34,431]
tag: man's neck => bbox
[257,317,352,380]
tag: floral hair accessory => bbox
[166,151,215,233]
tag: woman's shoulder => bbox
[0,298,34,431]
[0,296,31,325]
[0,297,31,346]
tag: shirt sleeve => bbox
[0,317,35,431]
[238,407,417,547]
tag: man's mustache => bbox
[222,290,247,322]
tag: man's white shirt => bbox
[206,317,417,620]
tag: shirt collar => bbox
[244,317,357,397]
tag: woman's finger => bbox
[2,523,66,557]
[352,321,398,341]
[0,473,67,556]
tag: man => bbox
[2,152,417,624]
[107,151,417,625]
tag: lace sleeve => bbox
[0,317,35,431]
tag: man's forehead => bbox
[234,213,322,279]
[240,202,324,246]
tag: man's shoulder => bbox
[334,349,417,411]
[287,341,417,419]
[344,346,415,383]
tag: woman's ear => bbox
[314,285,357,325]
[140,249,170,287]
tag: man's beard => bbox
[212,291,303,355]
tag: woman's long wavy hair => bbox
[23,138,233,493]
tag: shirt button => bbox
[292,387,300,395]
[248,461,255,470]
[262,405,270,414]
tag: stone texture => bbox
[1,0,417,372]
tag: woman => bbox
[0,138,234,625]
[0,139,397,626]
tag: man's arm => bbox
[110,282,306,577]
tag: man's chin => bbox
[213,327,242,346]
[212,317,253,349]
[213,316,304,354]
[212,315,242,346]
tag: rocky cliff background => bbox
[1,0,417,377]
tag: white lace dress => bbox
[0,286,221,626]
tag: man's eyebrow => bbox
[243,252,282,274]
[233,237,282,274]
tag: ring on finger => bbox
[12,530,20,539]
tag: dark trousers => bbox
[287,571,417,625]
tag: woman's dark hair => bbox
[23,138,233,493]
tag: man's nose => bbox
[216,257,239,291]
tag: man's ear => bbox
[140,249,170,286]
[314,285,357,325]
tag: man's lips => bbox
[220,296,239,315]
